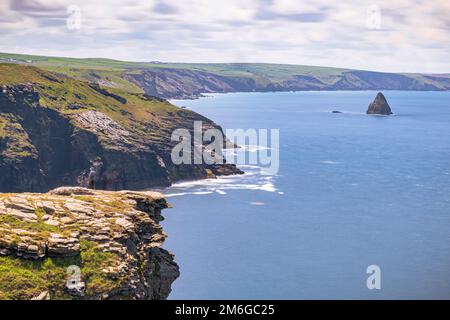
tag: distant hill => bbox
[1,52,450,99]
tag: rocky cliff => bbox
[0,187,178,300]
[367,92,393,115]
[0,64,242,193]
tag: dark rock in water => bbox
[332,110,342,113]
[367,92,393,115]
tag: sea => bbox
[162,91,450,299]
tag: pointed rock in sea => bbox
[367,92,393,115]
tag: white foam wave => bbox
[250,202,265,206]
[165,191,214,197]
[237,165,261,169]
[245,145,272,153]
[164,165,281,197]
[321,160,339,164]
[224,145,272,153]
[165,192,189,198]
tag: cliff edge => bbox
[0,187,179,300]
[366,92,393,115]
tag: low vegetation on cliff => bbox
[0,187,179,300]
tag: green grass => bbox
[0,52,350,75]
[74,195,131,214]
[0,62,210,175]
[42,66,144,93]
[0,193,127,300]
[0,255,77,299]
[35,207,45,221]
[0,64,177,116]
[0,114,37,160]
[0,63,182,139]
[0,213,61,237]
[79,239,125,297]
[0,116,7,138]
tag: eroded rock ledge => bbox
[0,187,179,300]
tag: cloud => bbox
[9,0,67,18]
[153,1,178,15]
[10,0,65,12]
[0,0,449,72]
[255,0,328,22]
[255,10,327,22]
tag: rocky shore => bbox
[0,187,179,300]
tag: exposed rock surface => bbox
[0,187,179,300]
[0,65,243,193]
[125,68,450,99]
[366,92,393,115]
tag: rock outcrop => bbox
[366,92,393,115]
[0,187,179,300]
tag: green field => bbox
[1,52,449,97]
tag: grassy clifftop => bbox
[0,52,348,95]
[0,63,177,159]
[0,187,179,300]
[0,63,177,117]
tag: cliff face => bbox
[125,68,450,99]
[124,68,258,99]
[2,53,450,100]
[0,64,242,193]
[0,187,179,300]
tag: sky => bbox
[0,0,449,73]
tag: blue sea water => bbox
[164,91,450,299]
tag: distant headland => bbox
[1,52,450,100]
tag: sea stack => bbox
[366,92,393,115]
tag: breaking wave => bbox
[163,165,280,198]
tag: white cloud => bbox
[0,0,449,72]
